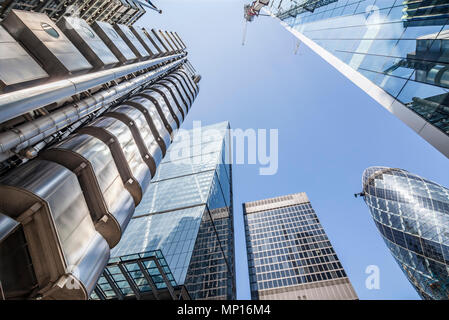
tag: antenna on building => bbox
[242,0,270,46]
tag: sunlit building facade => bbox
[244,192,358,300]
[93,122,236,300]
[361,167,449,300]
[268,0,449,158]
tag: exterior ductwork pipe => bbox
[0,58,187,154]
[0,53,186,125]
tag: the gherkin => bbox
[361,167,449,300]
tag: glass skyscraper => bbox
[244,192,358,300]
[268,0,449,159]
[93,121,236,300]
[361,166,449,300]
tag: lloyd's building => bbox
[0,1,204,300]
[268,0,449,158]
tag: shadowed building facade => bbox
[268,0,449,159]
[244,192,358,300]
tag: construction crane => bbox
[242,0,269,45]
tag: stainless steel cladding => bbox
[40,134,135,248]
[114,23,150,59]
[148,83,185,122]
[77,116,151,206]
[138,89,180,132]
[0,212,19,243]
[166,73,194,105]
[173,32,187,50]
[104,105,162,175]
[158,79,190,115]
[143,27,168,56]
[169,31,185,50]
[151,29,172,54]
[2,10,92,76]
[130,25,160,57]
[57,16,119,69]
[164,31,182,52]
[0,25,48,91]
[121,96,172,155]
[177,69,200,96]
[0,0,147,26]
[92,20,137,63]
[0,159,110,299]
[0,7,200,299]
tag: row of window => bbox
[251,269,347,292]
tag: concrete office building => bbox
[244,192,358,300]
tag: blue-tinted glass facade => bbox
[244,192,357,300]
[269,0,449,157]
[362,166,449,300]
[98,121,235,299]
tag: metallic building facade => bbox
[95,122,236,300]
[361,167,449,300]
[244,192,358,300]
[0,0,148,25]
[268,0,449,159]
[0,7,199,300]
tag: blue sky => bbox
[142,0,449,300]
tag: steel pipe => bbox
[0,53,186,124]
[0,58,187,153]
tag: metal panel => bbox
[176,69,199,96]
[173,32,187,49]
[151,29,171,53]
[158,30,177,53]
[105,105,162,175]
[57,16,119,68]
[147,83,184,122]
[0,25,48,91]
[166,74,194,105]
[129,25,160,57]
[165,31,182,52]
[0,159,110,299]
[113,24,149,59]
[92,20,137,63]
[139,89,180,131]
[171,72,196,101]
[122,96,171,155]
[0,212,19,243]
[2,10,92,76]
[143,27,168,56]
[40,134,135,248]
[169,31,185,50]
[159,79,190,114]
[78,116,151,205]
[109,0,131,24]
[126,0,146,26]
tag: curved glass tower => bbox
[361,167,449,300]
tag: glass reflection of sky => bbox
[362,167,449,300]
